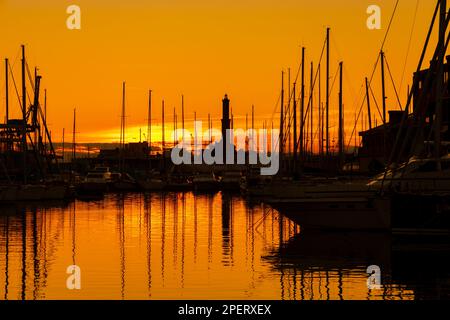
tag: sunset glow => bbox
[0,0,437,144]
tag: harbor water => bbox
[0,192,449,300]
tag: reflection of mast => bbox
[118,196,126,299]
[72,202,76,266]
[4,215,9,300]
[221,193,232,263]
[325,271,330,300]
[338,270,344,300]
[207,194,213,266]
[21,208,27,300]
[172,194,178,267]
[144,193,152,297]
[32,208,40,300]
[161,194,166,286]
[193,193,197,263]
[181,193,186,288]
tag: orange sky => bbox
[0,0,440,144]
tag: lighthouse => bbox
[221,94,231,162]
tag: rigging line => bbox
[369,83,385,122]
[25,62,35,92]
[8,64,23,111]
[384,54,403,110]
[345,0,401,147]
[298,63,339,147]
[273,34,328,147]
[399,0,420,95]
[10,48,21,71]
[301,45,331,126]
[343,65,363,113]
[383,2,444,175]
[291,36,327,108]
[294,35,327,127]
[281,36,328,147]
[380,0,401,52]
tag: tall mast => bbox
[194,110,197,156]
[44,89,47,152]
[252,105,255,131]
[365,77,372,130]
[435,0,447,169]
[173,107,176,146]
[279,72,284,166]
[293,82,297,163]
[120,82,126,173]
[5,59,9,124]
[245,113,248,131]
[380,51,387,124]
[338,62,344,167]
[21,45,27,183]
[287,68,291,154]
[300,47,305,159]
[326,28,330,157]
[62,128,65,162]
[72,108,76,162]
[252,105,255,152]
[318,63,322,156]
[121,82,126,149]
[161,100,165,154]
[310,61,314,156]
[181,95,185,143]
[208,113,212,144]
[147,90,152,150]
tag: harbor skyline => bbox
[1,0,450,305]
[0,0,436,143]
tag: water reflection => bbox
[0,194,449,299]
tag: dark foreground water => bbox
[0,192,449,300]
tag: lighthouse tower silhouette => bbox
[221,94,231,162]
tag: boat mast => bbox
[365,77,372,130]
[62,128,65,162]
[380,51,387,124]
[208,113,212,144]
[44,89,47,154]
[21,45,27,184]
[72,108,76,163]
[318,63,322,157]
[279,72,284,171]
[251,104,255,146]
[310,61,314,157]
[173,107,176,146]
[326,28,330,157]
[161,100,165,154]
[181,95,185,143]
[435,0,447,170]
[338,61,344,167]
[120,82,126,173]
[287,68,291,155]
[293,82,297,164]
[147,90,152,152]
[5,59,8,125]
[300,47,305,160]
